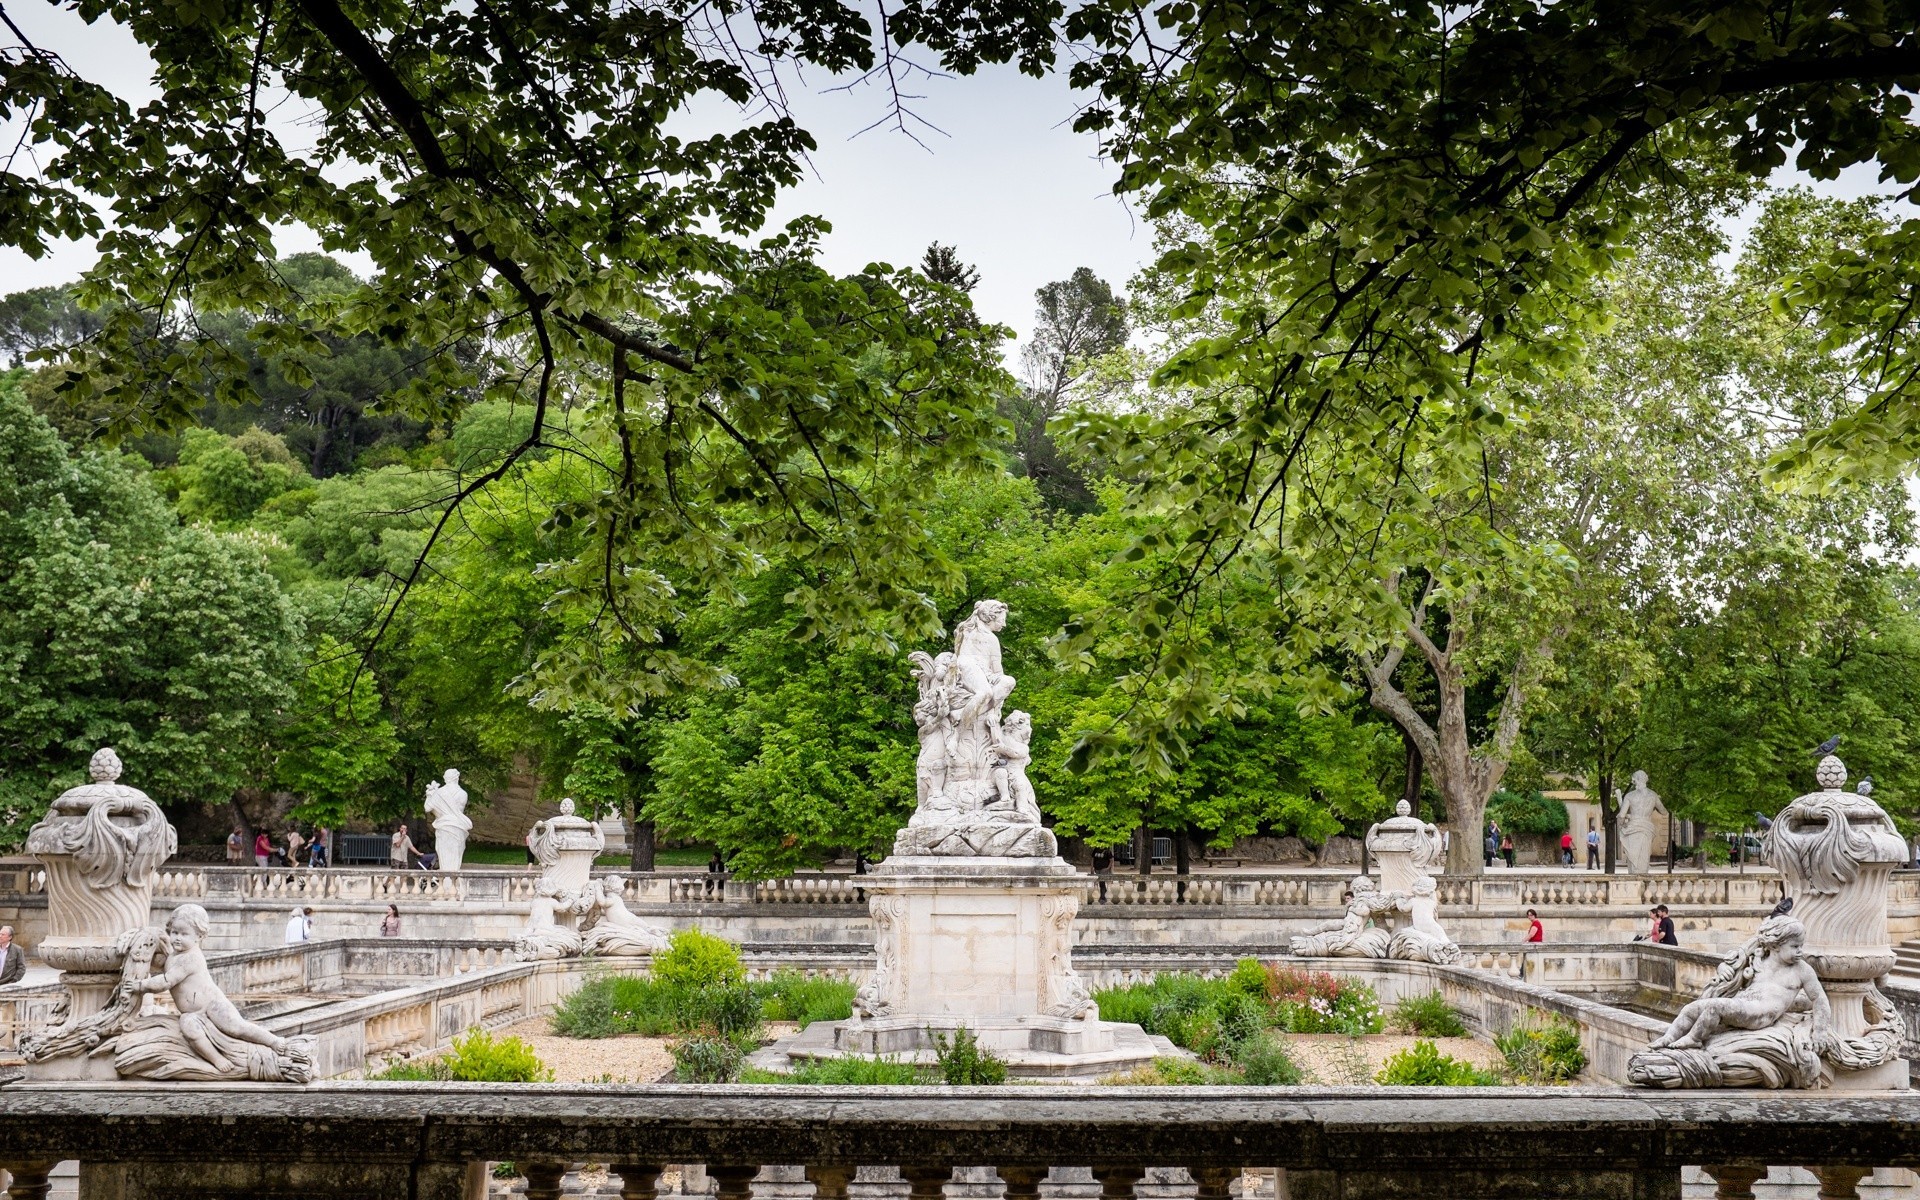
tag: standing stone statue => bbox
[893,599,1054,857]
[1616,770,1661,874]
[423,768,472,872]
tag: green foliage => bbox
[1263,968,1386,1036]
[1234,1033,1304,1086]
[169,427,308,523]
[770,1055,928,1085]
[1227,957,1270,998]
[270,635,401,826]
[671,1037,744,1083]
[929,1027,1009,1085]
[0,379,300,846]
[1495,1016,1588,1084]
[372,1029,553,1083]
[549,967,761,1042]
[1098,1058,1235,1086]
[1389,993,1467,1039]
[651,930,746,991]
[756,972,856,1029]
[1374,1041,1498,1087]
[1486,791,1568,836]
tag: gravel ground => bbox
[496,1017,676,1083]
[1285,1034,1503,1084]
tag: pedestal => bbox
[752,856,1174,1078]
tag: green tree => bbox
[270,636,403,826]
[1006,269,1126,513]
[0,371,300,845]
[0,287,103,368]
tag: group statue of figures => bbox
[1629,755,1908,1090]
[513,799,669,961]
[1290,800,1459,964]
[422,767,471,872]
[894,599,1055,857]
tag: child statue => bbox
[1649,916,1834,1052]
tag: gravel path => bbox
[1286,1034,1503,1084]
[497,1018,676,1083]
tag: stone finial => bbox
[88,747,122,783]
[1394,798,1411,817]
[559,797,576,817]
[1816,755,1847,791]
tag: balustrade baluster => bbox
[524,1162,568,1200]
[1812,1166,1872,1199]
[1092,1166,1144,1200]
[808,1165,858,1200]
[1701,1165,1767,1198]
[1187,1166,1234,1200]
[996,1167,1047,1200]
[902,1165,953,1200]
[615,1163,664,1200]
[711,1164,762,1200]
[0,1162,53,1200]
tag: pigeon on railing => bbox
[1814,734,1842,756]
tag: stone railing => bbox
[4,1086,1917,1200]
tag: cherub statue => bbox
[579,879,670,956]
[1627,915,1837,1088]
[1290,876,1396,958]
[988,710,1042,825]
[1388,875,1460,964]
[108,904,316,1082]
[1649,916,1833,1052]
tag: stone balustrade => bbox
[4,1086,1918,1200]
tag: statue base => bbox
[751,854,1177,1079]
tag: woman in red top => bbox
[1525,908,1544,943]
[252,831,270,867]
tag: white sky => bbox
[0,2,1148,352]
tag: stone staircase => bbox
[1893,939,1920,984]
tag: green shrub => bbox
[671,1036,743,1082]
[1098,1057,1234,1085]
[930,1027,1009,1085]
[781,1055,928,1084]
[1235,1034,1303,1086]
[756,971,856,1028]
[692,982,764,1039]
[1375,1040,1497,1087]
[440,1028,554,1083]
[1265,968,1384,1035]
[1495,1015,1588,1083]
[367,1057,447,1081]
[549,975,625,1038]
[652,929,746,990]
[1227,957,1270,997]
[1390,992,1467,1038]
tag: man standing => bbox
[1586,822,1601,870]
[0,927,24,985]
[390,823,420,869]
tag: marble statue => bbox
[423,768,472,872]
[1627,916,1830,1088]
[1617,770,1661,874]
[27,905,314,1082]
[512,799,602,961]
[893,600,1056,857]
[579,879,670,956]
[1629,755,1909,1090]
[20,748,178,1069]
[111,904,316,1082]
[1388,875,1460,964]
[1289,876,1397,958]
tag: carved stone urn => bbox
[512,798,604,960]
[21,749,176,1076]
[1763,754,1910,1089]
[1364,799,1445,896]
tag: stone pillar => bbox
[1766,756,1910,1091]
[1363,799,1441,897]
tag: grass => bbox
[741,1055,929,1084]
[1389,992,1468,1038]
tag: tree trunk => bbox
[1597,769,1618,875]
[1401,733,1423,816]
[1134,825,1151,876]
[631,817,656,872]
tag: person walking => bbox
[311,828,330,869]
[285,828,306,869]
[1525,909,1544,943]
[284,906,314,944]
[1559,830,1575,866]
[1484,826,1500,868]
[390,823,420,869]
[0,926,25,985]
[1654,904,1678,946]
[380,905,402,937]
[253,830,272,867]
[1586,822,1600,870]
[1091,846,1113,903]
[1500,831,1516,869]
